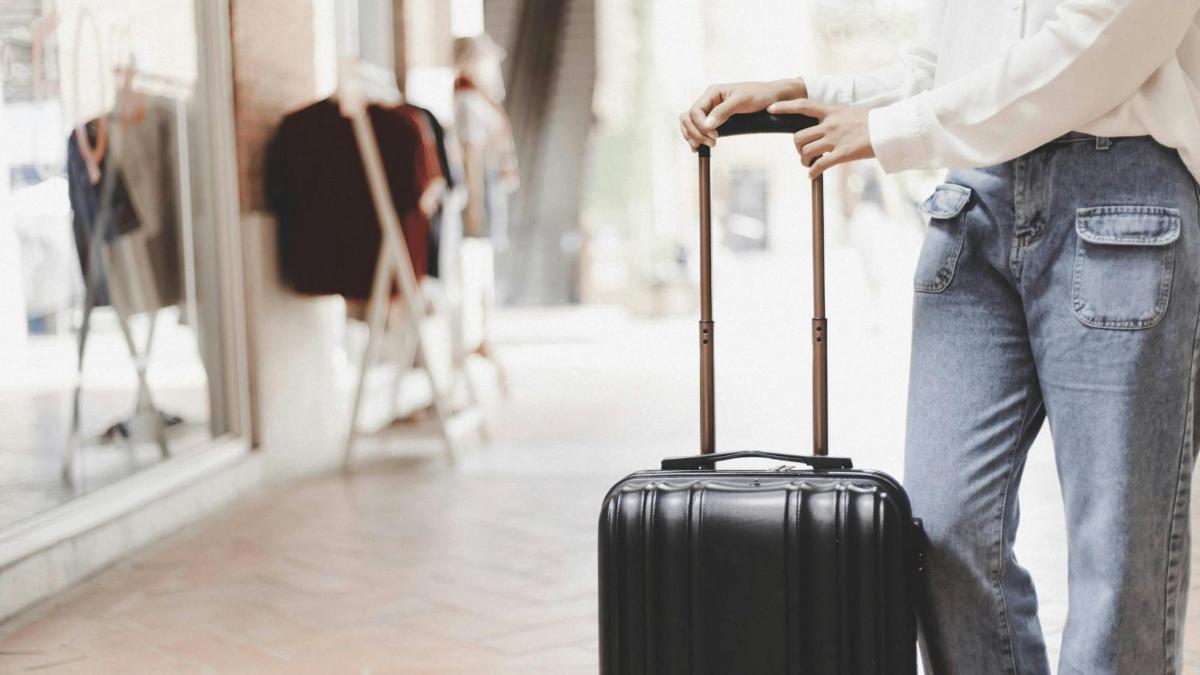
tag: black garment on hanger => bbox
[66,121,140,307]
[266,98,439,298]
[413,106,456,278]
[67,104,184,314]
[418,107,455,191]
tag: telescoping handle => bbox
[697,111,827,456]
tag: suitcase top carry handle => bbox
[661,451,852,471]
[695,113,830,457]
[715,111,820,137]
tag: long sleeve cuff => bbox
[804,74,854,107]
[868,95,935,174]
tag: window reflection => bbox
[0,1,222,528]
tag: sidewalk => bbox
[2,276,1199,672]
[0,308,661,674]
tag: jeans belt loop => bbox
[1095,136,1113,150]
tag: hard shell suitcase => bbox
[598,112,925,674]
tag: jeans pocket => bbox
[914,183,970,294]
[1072,205,1181,329]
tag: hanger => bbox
[337,59,403,118]
[113,60,147,126]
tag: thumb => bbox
[767,98,826,118]
[703,96,744,130]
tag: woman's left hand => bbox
[766,99,875,178]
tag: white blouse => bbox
[804,0,1200,182]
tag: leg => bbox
[905,165,1052,675]
[1021,137,1200,675]
[344,241,395,469]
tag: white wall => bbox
[242,214,347,480]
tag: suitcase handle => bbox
[695,114,830,457]
[661,451,852,471]
[715,111,819,137]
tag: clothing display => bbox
[420,107,457,192]
[266,98,445,298]
[65,98,183,314]
[805,0,1200,181]
[403,105,446,205]
[66,120,135,307]
[107,99,184,314]
[415,105,461,279]
[454,78,519,243]
[451,67,510,367]
[63,94,189,472]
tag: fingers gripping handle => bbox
[696,130,828,457]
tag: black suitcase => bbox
[598,112,925,674]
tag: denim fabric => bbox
[905,134,1200,675]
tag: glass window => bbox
[0,0,236,529]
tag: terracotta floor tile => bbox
[4,308,1200,673]
[0,646,88,673]
[395,607,522,643]
[480,617,598,656]
[36,647,209,675]
[155,630,293,672]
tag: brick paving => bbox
[3,243,1200,672]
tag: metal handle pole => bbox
[697,146,827,457]
[699,145,715,455]
[811,174,829,456]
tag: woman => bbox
[681,1,1200,673]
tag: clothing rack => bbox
[112,66,194,101]
[62,63,192,484]
[339,60,488,468]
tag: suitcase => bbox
[598,112,925,675]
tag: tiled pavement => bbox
[4,241,1200,672]
[0,460,605,674]
[0,316,215,530]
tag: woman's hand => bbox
[767,99,875,178]
[679,79,807,150]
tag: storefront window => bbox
[0,0,234,529]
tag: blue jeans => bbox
[905,134,1200,675]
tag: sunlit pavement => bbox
[2,216,1199,672]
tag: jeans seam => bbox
[915,225,965,294]
[996,382,1039,675]
[1162,289,1200,674]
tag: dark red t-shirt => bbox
[266,98,442,299]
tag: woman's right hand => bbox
[679,78,807,149]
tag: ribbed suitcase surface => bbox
[599,469,919,675]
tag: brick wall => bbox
[229,0,317,212]
[227,0,340,468]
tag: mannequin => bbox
[453,34,518,241]
[451,33,514,392]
